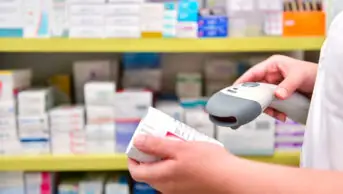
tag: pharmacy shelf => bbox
[0,152,300,171]
[0,37,325,53]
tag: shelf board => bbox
[0,152,300,171]
[0,37,325,53]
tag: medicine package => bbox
[126,107,223,163]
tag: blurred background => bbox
[0,0,341,193]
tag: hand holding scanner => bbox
[205,82,311,129]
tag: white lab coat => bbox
[301,11,343,170]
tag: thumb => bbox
[276,73,303,100]
[133,135,183,158]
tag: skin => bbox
[129,55,343,194]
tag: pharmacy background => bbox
[0,0,341,193]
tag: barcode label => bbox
[256,121,271,130]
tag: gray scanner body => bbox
[205,82,311,129]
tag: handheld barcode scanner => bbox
[205,82,311,129]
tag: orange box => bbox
[282,11,326,36]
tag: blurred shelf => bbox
[0,37,325,53]
[0,152,300,171]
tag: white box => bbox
[140,3,164,33]
[84,81,116,106]
[176,22,198,38]
[49,106,85,130]
[126,107,223,163]
[0,172,24,186]
[85,124,115,141]
[105,16,140,26]
[49,0,68,37]
[23,0,50,38]
[105,4,141,16]
[73,60,119,103]
[68,0,105,3]
[69,15,104,26]
[86,106,115,124]
[115,90,153,119]
[0,70,32,101]
[105,26,140,38]
[217,113,276,156]
[18,88,54,116]
[69,4,104,15]
[0,130,18,142]
[0,116,16,130]
[107,0,143,3]
[49,105,84,118]
[69,26,104,38]
[18,114,48,131]
[0,1,23,29]
[176,73,202,98]
[20,138,50,155]
[0,100,16,117]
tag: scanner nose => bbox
[205,91,262,128]
[210,116,237,125]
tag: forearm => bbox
[224,157,343,194]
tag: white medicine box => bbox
[18,88,54,116]
[84,81,116,106]
[0,70,32,101]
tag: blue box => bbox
[122,53,161,70]
[198,15,228,37]
[198,15,228,29]
[177,0,199,22]
[115,121,140,153]
[133,182,158,194]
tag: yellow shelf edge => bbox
[0,37,325,52]
[0,152,300,171]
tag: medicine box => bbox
[0,116,17,131]
[115,120,140,153]
[18,88,54,116]
[84,81,116,106]
[0,70,32,101]
[105,175,130,194]
[198,15,228,37]
[0,0,24,37]
[115,90,153,119]
[0,100,16,117]
[177,0,199,22]
[86,106,115,124]
[20,138,51,155]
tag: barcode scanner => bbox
[205,82,311,129]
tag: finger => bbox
[264,107,275,118]
[275,112,287,122]
[128,158,174,182]
[134,135,184,158]
[234,63,267,85]
[275,73,304,100]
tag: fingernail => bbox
[134,135,147,147]
[276,88,288,99]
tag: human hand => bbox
[234,55,317,121]
[128,135,237,194]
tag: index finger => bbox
[234,60,269,85]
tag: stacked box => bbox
[49,106,86,154]
[18,88,53,155]
[68,0,106,38]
